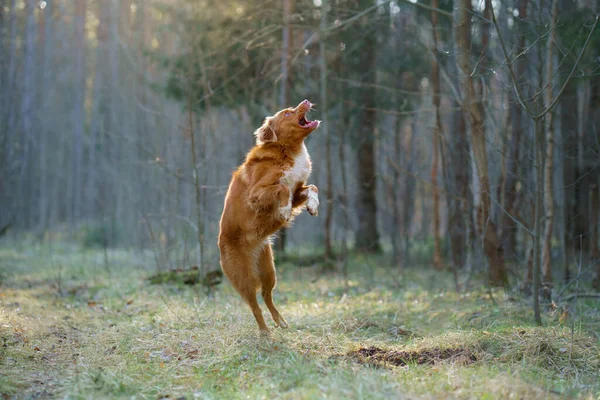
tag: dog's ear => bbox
[254,117,277,144]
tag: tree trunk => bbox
[591,183,600,288]
[431,0,443,269]
[402,117,419,264]
[19,0,36,228]
[7,0,17,139]
[455,0,507,286]
[70,0,87,227]
[187,101,205,278]
[339,105,350,283]
[108,0,120,237]
[574,79,590,253]
[499,0,528,260]
[541,0,558,286]
[448,106,467,269]
[354,16,380,253]
[274,0,293,254]
[392,98,403,268]
[320,0,334,261]
[0,0,10,226]
[532,117,543,325]
[37,0,53,233]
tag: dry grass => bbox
[1,243,599,399]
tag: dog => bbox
[218,99,320,334]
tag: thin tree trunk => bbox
[499,0,528,260]
[354,0,380,253]
[431,0,443,269]
[274,0,293,254]
[392,102,403,268]
[19,0,36,228]
[134,0,148,245]
[556,102,570,283]
[89,0,111,219]
[449,100,468,269]
[0,1,5,126]
[402,117,419,264]
[455,0,507,286]
[37,0,52,233]
[338,86,350,284]
[0,1,8,223]
[70,0,87,227]
[188,103,204,277]
[533,117,543,325]
[541,0,558,286]
[575,81,590,252]
[591,182,600,288]
[108,0,120,235]
[7,0,17,137]
[320,0,334,261]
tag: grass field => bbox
[1,242,599,399]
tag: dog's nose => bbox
[301,99,311,108]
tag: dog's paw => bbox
[306,187,319,216]
[279,202,292,220]
[273,313,289,329]
[277,317,289,329]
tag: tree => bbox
[70,0,87,226]
[274,0,293,254]
[353,0,380,253]
[430,0,444,269]
[455,0,508,287]
[320,0,334,261]
[541,0,559,287]
[488,0,599,323]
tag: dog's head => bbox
[254,100,320,145]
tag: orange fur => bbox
[218,100,321,334]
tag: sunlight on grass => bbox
[1,245,599,399]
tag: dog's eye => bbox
[284,112,291,117]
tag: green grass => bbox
[1,243,599,399]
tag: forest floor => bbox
[1,242,599,399]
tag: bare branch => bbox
[537,14,599,119]
[486,0,535,117]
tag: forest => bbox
[1,0,599,398]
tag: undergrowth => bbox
[0,243,599,399]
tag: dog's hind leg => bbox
[220,246,270,333]
[257,243,288,328]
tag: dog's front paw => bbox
[279,202,292,220]
[306,186,319,216]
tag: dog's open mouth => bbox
[299,114,310,127]
[298,112,318,129]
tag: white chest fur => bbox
[281,143,311,191]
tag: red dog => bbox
[218,100,320,334]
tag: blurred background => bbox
[0,0,599,289]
